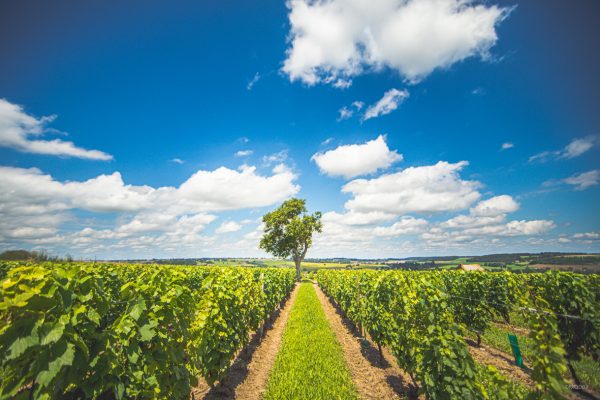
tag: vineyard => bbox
[1,262,599,399]
[317,269,600,399]
[0,262,295,399]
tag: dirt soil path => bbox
[313,282,418,400]
[192,284,300,400]
[467,340,594,400]
[466,339,535,388]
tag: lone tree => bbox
[259,198,322,280]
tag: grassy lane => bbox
[264,282,358,400]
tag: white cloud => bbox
[352,101,364,110]
[0,98,113,160]
[337,106,354,121]
[544,170,599,191]
[470,195,519,217]
[363,89,409,120]
[562,137,595,159]
[420,218,555,247]
[420,218,555,250]
[342,161,480,214]
[177,165,299,211]
[235,150,254,157]
[453,220,554,236]
[574,232,600,240]
[562,170,599,190]
[441,214,506,229]
[170,158,184,164]
[501,220,556,236]
[528,151,552,163]
[425,193,553,249]
[282,0,509,86]
[263,150,289,165]
[313,213,427,255]
[247,72,261,90]
[216,221,243,234]
[529,136,596,163]
[322,210,396,226]
[0,167,153,213]
[312,135,402,178]
[7,227,58,239]
[501,142,514,150]
[372,216,428,236]
[0,164,299,248]
[337,100,367,121]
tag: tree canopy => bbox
[259,198,322,279]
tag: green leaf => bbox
[129,300,146,321]
[87,308,101,325]
[36,342,75,387]
[139,322,157,342]
[7,323,40,360]
[41,316,68,346]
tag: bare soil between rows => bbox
[313,282,419,400]
[466,339,598,400]
[465,338,535,387]
[191,284,300,400]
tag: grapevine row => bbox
[317,269,599,399]
[0,262,295,399]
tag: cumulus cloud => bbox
[462,220,555,236]
[372,216,428,236]
[420,218,555,248]
[235,150,254,157]
[529,136,596,163]
[428,194,553,248]
[470,195,519,217]
[0,167,153,213]
[501,142,514,150]
[322,210,396,226]
[216,221,243,234]
[342,161,480,214]
[363,89,409,120]
[574,232,600,240]
[0,164,299,249]
[316,173,556,254]
[312,135,402,178]
[282,0,509,86]
[440,214,506,229]
[0,98,113,160]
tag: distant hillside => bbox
[466,252,600,265]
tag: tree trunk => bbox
[294,258,301,281]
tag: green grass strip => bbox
[264,282,358,400]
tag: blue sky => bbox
[0,0,598,259]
